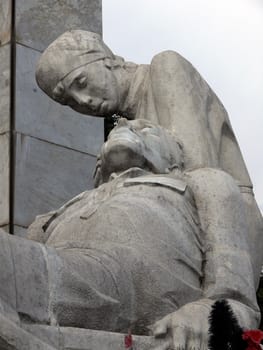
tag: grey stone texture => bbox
[0,0,11,46]
[0,119,262,349]
[34,29,251,185]
[18,324,156,350]
[16,0,102,51]
[0,230,16,312]
[16,44,103,155]
[0,44,10,133]
[11,1,104,230]
[0,314,56,350]
[11,236,50,323]
[22,324,60,349]
[0,1,11,231]
[13,225,28,238]
[14,133,97,227]
[33,31,263,349]
[0,133,9,226]
[0,6,261,347]
[0,225,10,233]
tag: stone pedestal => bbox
[1,322,157,350]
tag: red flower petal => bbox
[242,330,263,344]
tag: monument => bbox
[0,28,262,350]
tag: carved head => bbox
[36,30,130,116]
[94,118,183,186]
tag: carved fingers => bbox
[151,299,212,350]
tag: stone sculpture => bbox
[0,30,262,350]
[36,31,252,187]
[0,117,261,349]
[36,32,263,288]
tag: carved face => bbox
[98,119,183,184]
[53,60,120,117]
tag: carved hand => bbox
[151,299,213,350]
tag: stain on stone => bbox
[0,1,11,45]
[16,0,102,51]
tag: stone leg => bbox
[0,230,51,324]
[0,231,120,329]
[0,233,157,349]
[0,312,57,350]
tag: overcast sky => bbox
[103,0,263,212]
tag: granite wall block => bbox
[0,44,10,133]
[0,133,9,226]
[11,0,103,231]
[14,133,97,227]
[16,44,104,156]
[0,1,11,230]
[0,0,11,46]
[16,0,102,51]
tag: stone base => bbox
[24,324,156,350]
[0,319,157,350]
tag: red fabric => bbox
[242,329,263,350]
[124,334,133,348]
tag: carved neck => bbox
[119,64,149,120]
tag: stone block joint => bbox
[9,0,16,234]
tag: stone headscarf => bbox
[36,30,114,99]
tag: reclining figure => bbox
[0,118,261,350]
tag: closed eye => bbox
[74,76,88,89]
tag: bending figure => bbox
[34,30,263,349]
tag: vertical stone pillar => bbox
[0,1,11,232]
[2,0,103,236]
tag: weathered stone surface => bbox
[14,133,97,227]
[61,327,155,350]
[19,324,158,350]
[16,0,102,51]
[0,1,11,46]
[0,44,10,133]
[0,231,16,313]
[0,133,9,226]
[13,225,27,238]
[0,225,10,233]
[0,118,261,349]
[11,237,50,324]
[0,313,56,350]
[0,26,260,349]
[22,324,60,349]
[24,121,261,338]
[36,31,253,187]
[16,44,104,156]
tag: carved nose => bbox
[84,96,93,105]
[72,94,92,106]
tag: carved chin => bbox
[69,104,103,116]
[68,100,115,117]
[100,139,145,178]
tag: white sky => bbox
[103,0,263,212]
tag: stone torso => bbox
[126,51,252,187]
[41,170,204,328]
